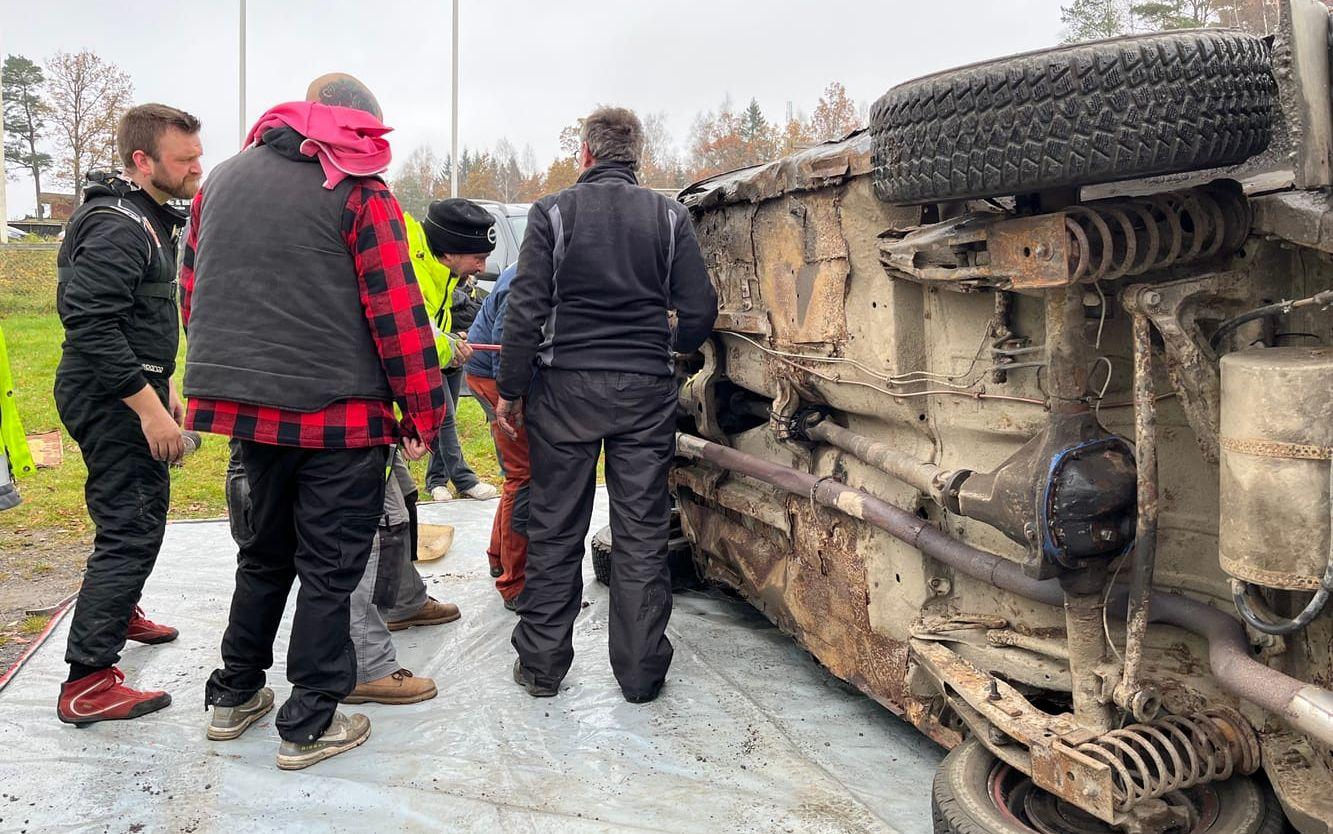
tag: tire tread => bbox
[871,30,1277,204]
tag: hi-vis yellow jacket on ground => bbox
[0,324,35,510]
[404,212,460,367]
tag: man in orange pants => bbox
[464,264,528,610]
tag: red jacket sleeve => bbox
[343,181,447,446]
[180,188,203,332]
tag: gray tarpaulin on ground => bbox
[0,488,941,833]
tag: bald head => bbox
[305,73,382,120]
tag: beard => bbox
[151,171,200,200]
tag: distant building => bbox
[39,192,78,222]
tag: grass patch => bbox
[17,614,50,635]
[1,246,502,538]
[0,246,59,317]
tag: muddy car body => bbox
[669,3,1333,831]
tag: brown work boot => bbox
[387,597,460,631]
[342,669,437,705]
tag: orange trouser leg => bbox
[467,374,530,600]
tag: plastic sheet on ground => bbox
[0,488,942,833]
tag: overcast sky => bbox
[3,0,1069,217]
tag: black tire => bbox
[591,525,614,587]
[933,738,1288,834]
[871,30,1276,205]
[589,520,701,590]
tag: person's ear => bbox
[131,149,155,176]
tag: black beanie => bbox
[423,198,497,255]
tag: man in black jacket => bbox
[497,106,717,703]
[54,104,203,725]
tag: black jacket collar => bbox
[576,161,638,185]
[82,171,186,232]
[262,126,318,163]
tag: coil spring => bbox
[1064,184,1251,283]
[1075,707,1260,814]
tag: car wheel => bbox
[590,511,700,590]
[932,738,1288,834]
[871,30,1277,204]
[591,525,614,587]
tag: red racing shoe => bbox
[58,668,171,726]
[126,605,178,644]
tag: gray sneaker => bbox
[512,659,558,697]
[276,711,371,771]
[206,687,274,741]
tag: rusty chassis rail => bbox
[673,432,1333,753]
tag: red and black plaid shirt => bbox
[181,179,446,449]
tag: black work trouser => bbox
[55,374,171,671]
[205,441,388,744]
[512,368,677,698]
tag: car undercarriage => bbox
[670,3,1333,831]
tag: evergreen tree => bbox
[3,55,53,218]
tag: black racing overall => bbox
[54,177,183,675]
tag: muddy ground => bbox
[0,531,87,670]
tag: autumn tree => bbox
[458,147,501,199]
[541,120,585,194]
[516,143,546,202]
[45,50,133,194]
[639,111,686,189]
[492,138,524,202]
[542,156,580,193]
[779,103,815,155]
[687,97,751,180]
[810,82,860,143]
[558,121,583,158]
[391,144,445,218]
[3,55,52,217]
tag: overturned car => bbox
[670,3,1333,832]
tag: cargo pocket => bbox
[336,512,384,576]
[371,521,408,606]
[225,468,255,548]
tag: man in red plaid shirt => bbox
[181,75,446,771]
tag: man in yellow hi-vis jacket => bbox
[0,323,35,511]
[403,199,499,503]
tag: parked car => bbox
[670,6,1333,833]
[472,200,529,295]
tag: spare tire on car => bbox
[870,29,1277,205]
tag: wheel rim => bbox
[986,762,1222,834]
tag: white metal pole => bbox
[0,30,8,241]
[239,0,248,148]
[0,87,9,243]
[451,0,459,198]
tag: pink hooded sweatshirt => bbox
[244,101,392,190]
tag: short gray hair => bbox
[580,106,643,167]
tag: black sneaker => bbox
[512,659,558,698]
[502,596,518,613]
